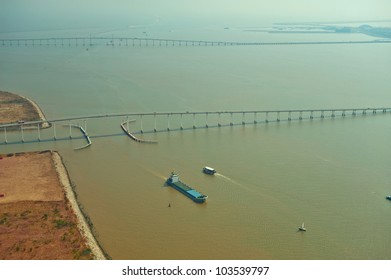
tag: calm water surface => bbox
[1,26,391,259]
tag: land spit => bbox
[0,90,49,128]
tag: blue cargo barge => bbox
[166,172,208,203]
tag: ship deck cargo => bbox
[166,172,208,203]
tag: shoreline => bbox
[1,90,107,259]
[20,94,51,128]
[0,90,50,128]
[0,150,105,259]
[52,151,106,260]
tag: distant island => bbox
[323,24,391,39]
[244,22,391,39]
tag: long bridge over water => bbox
[1,107,390,149]
[1,36,391,48]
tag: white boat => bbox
[299,222,306,231]
[203,166,216,175]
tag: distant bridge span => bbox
[1,37,390,48]
[1,107,390,146]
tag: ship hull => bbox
[166,179,207,203]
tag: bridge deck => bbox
[1,107,390,145]
[1,37,390,47]
[0,107,389,128]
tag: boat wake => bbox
[215,173,253,192]
[215,173,240,186]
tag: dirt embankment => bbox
[0,90,105,259]
[0,151,105,259]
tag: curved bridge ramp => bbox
[120,121,157,144]
[63,124,92,150]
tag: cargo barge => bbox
[166,172,208,203]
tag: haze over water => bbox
[1,1,391,259]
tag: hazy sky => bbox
[1,0,390,32]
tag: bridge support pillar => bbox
[242,112,245,125]
[299,111,302,120]
[331,111,335,118]
[230,113,233,126]
[310,111,313,119]
[218,113,221,127]
[167,114,170,131]
[265,112,269,123]
[69,121,72,139]
[193,114,196,129]
[288,111,292,121]
[4,127,7,144]
[342,110,346,117]
[21,125,24,142]
[53,123,57,140]
[153,115,157,132]
[205,113,209,128]
[37,123,41,141]
[277,112,280,122]
[254,112,257,124]
[352,110,356,116]
[140,115,143,133]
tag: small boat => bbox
[203,166,216,175]
[298,222,306,231]
[386,195,391,201]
